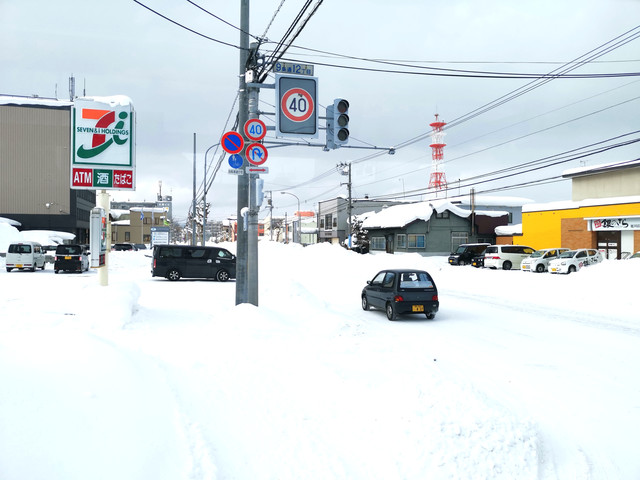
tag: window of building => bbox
[396,234,406,249]
[408,234,425,249]
[324,214,332,230]
[125,232,130,242]
[333,216,337,228]
[451,231,468,252]
[371,237,386,250]
[436,211,450,219]
[320,217,324,229]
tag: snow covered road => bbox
[1,243,639,479]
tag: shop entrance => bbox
[597,230,621,259]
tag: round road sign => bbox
[280,88,314,122]
[221,131,244,155]
[245,143,268,166]
[244,118,267,141]
[228,153,243,169]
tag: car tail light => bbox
[432,295,438,301]
[489,256,501,259]
[153,259,156,268]
[394,295,403,302]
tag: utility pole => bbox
[236,0,260,306]
[339,162,352,247]
[192,132,196,246]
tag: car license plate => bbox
[412,305,424,312]
[17,264,23,268]
[551,267,557,272]
[65,256,72,260]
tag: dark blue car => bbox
[361,269,439,321]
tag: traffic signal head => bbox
[325,98,349,150]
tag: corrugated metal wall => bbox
[0,104,71,214]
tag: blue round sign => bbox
[228,153,243,169]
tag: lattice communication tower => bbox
[428,114,448,192]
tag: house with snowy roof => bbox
[360,196,532,256]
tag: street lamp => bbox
[280,191,300,243]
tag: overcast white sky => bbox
[2,0,639,222]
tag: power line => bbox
[133,0,246,50]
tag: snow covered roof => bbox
[562,159,640,178]
[0,95,72,108]
[495,224,522,236]
[0,217,21,227]
[523,195,640,213]
[361,199,508,229]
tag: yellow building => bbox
[520,161,640,258]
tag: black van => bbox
[448,243,490,266]
[152,245,236,281]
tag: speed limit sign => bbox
[275,74,318,139]
[244,118,266,141]
[280,88,314,122]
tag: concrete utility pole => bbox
[236,0,260,306]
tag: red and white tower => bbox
[428,114,448,193]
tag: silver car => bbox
[521,248,569,273]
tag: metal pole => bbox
[97,190,109,286]
[192,132,196,246]
[347,163,352,247]
[203,150,207,246]
[236,0,250,305]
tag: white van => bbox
[483,244,535,270]
[5,241,47,272]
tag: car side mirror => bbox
[366,280,372,285]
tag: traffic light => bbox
[326,98,349,150]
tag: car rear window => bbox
[8,244,31,254]
[399,272,434,289]
[485,246,498,254]
[56,245,82,255]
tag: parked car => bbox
[5,241,46,272]
[629,251,640,259]
[520,248,570,273]
[134,243,148,250]
[548,249,603,274]
[361,269,439,321]
[448,243,490,266]
[54,244,89,273]
[471,254,485,268]
[113,243,137,251]
[483,245,535,270]
[151,244,236,281]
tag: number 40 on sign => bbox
[244,118,266,142]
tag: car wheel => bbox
[54,270,59,274]
[31,265,36,272]
[459,260,466,266]
[362,295,370,311]
[216,269,230,282]
[6,268,12,273]
[167,269,181,281]
[426,312,435,320]
[385,302,397,321]
[536,264,545,273]
[568,265,576,274]
[502,261,512,270]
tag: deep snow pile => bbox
[1,240,639,480]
